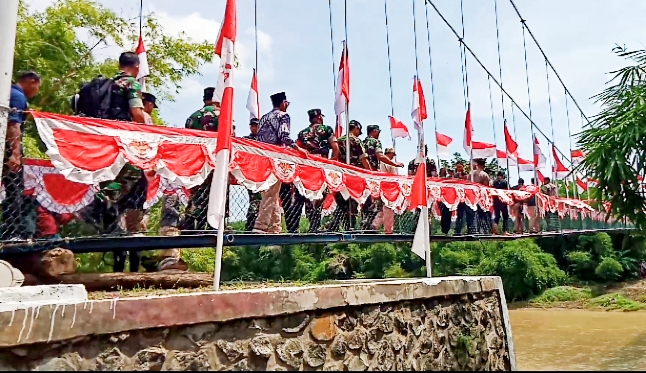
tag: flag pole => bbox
[213,215,225,290]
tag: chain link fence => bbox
[0,159,627,252]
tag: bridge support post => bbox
[0,0,19,179]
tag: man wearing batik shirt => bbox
[253,92,307,234]
[362,124,403,230]
[295,109,339,232]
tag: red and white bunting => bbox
[246,68,259,120]
[389,116,411,140]
[207,0,237,230]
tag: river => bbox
[510,309,646,371]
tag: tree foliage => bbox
[578,45,646,229]
[14,0,215,115]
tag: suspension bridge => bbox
[0,0,634,263]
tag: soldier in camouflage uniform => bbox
[295,109,340,232]
[244,118,262,231]
[182,87,228,231]
[327,120,370,232]
[361,125,404,230]
[185,87,220,131]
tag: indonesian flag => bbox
[533,135,547,169]
[536,169,545,184]
[552,145,570,179]
[411,76,427,134]
[334,41,350,137]
[135,35,150,92]
[436,132,452,156]
[207,0,236,230]
[496,149,534,171]
[389,116,411,140]
[571,149,585,166]
[246,68,259,120]
[463,103,495,158]
[576,177,588,194]
[504,121,518,159]
[410,161,430,266]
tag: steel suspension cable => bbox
[544,60,557,181]
[458,0,469,109]
[487,76,501,172]
[328,0,336,105]
[507,0,591,125]
[520,20,539,185]
[493,0,517,179]
[343,0,350,166]
[564,88,584,229]
[384,0,397,153]
[254,0,258,74]
[424,1,441,166]
[139,0,143,36]
[424,0,575,166]
[412,0,424,159]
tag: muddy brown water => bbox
[510,309,646,371]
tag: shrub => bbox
[566,251,596,280]
[473,239,567,301]
[529,286,592,304]
[595,257,624,282]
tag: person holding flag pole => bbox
[206,0,237,291]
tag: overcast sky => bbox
[27,0,646,181]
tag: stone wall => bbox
[0,277,515,371]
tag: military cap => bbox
[203,87,216,101]
[367,124,381,133]
[141,92,158,108]
[249,117,259,126]
[270,92,287,107]
[385,147,396,155]
[307,108,325,118]
[349,120,362,134]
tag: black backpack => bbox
[73,76,131,121]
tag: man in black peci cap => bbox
[253,92,307,235]
[185,87,220,131]
[141,92,158,125]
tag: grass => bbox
[525,281,646,312]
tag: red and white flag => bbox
[207,0,236,230]
[135,35,150,92]
[552,145,570,179]
[571,149,585,166]
[334,41,350,137]
[576,177,588,194]
[533,135,547,169]
[504,122,518,159]
[389,116,411,140]
[536,169,545,184]
[411,76,427,134]
[463,104,495,158]
[496,149,534,172]
[410,161,430,268]
[246,68,259,120]
[436,132,452,156]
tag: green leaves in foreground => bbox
[578,45,646,230]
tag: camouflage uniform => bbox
[362,128,384,230]
[328,121,367,232]
[298,111,337,232]
[185,105,220,131]
[182,103,226,230]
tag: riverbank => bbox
[511,279,646,312]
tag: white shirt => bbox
[380,162,398,175]
[143,111,154,125]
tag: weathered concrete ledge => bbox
[0,276,516,371]
[0,284,87,313]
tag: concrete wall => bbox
[0,277,515,371]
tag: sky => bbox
[26,0,646,182]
